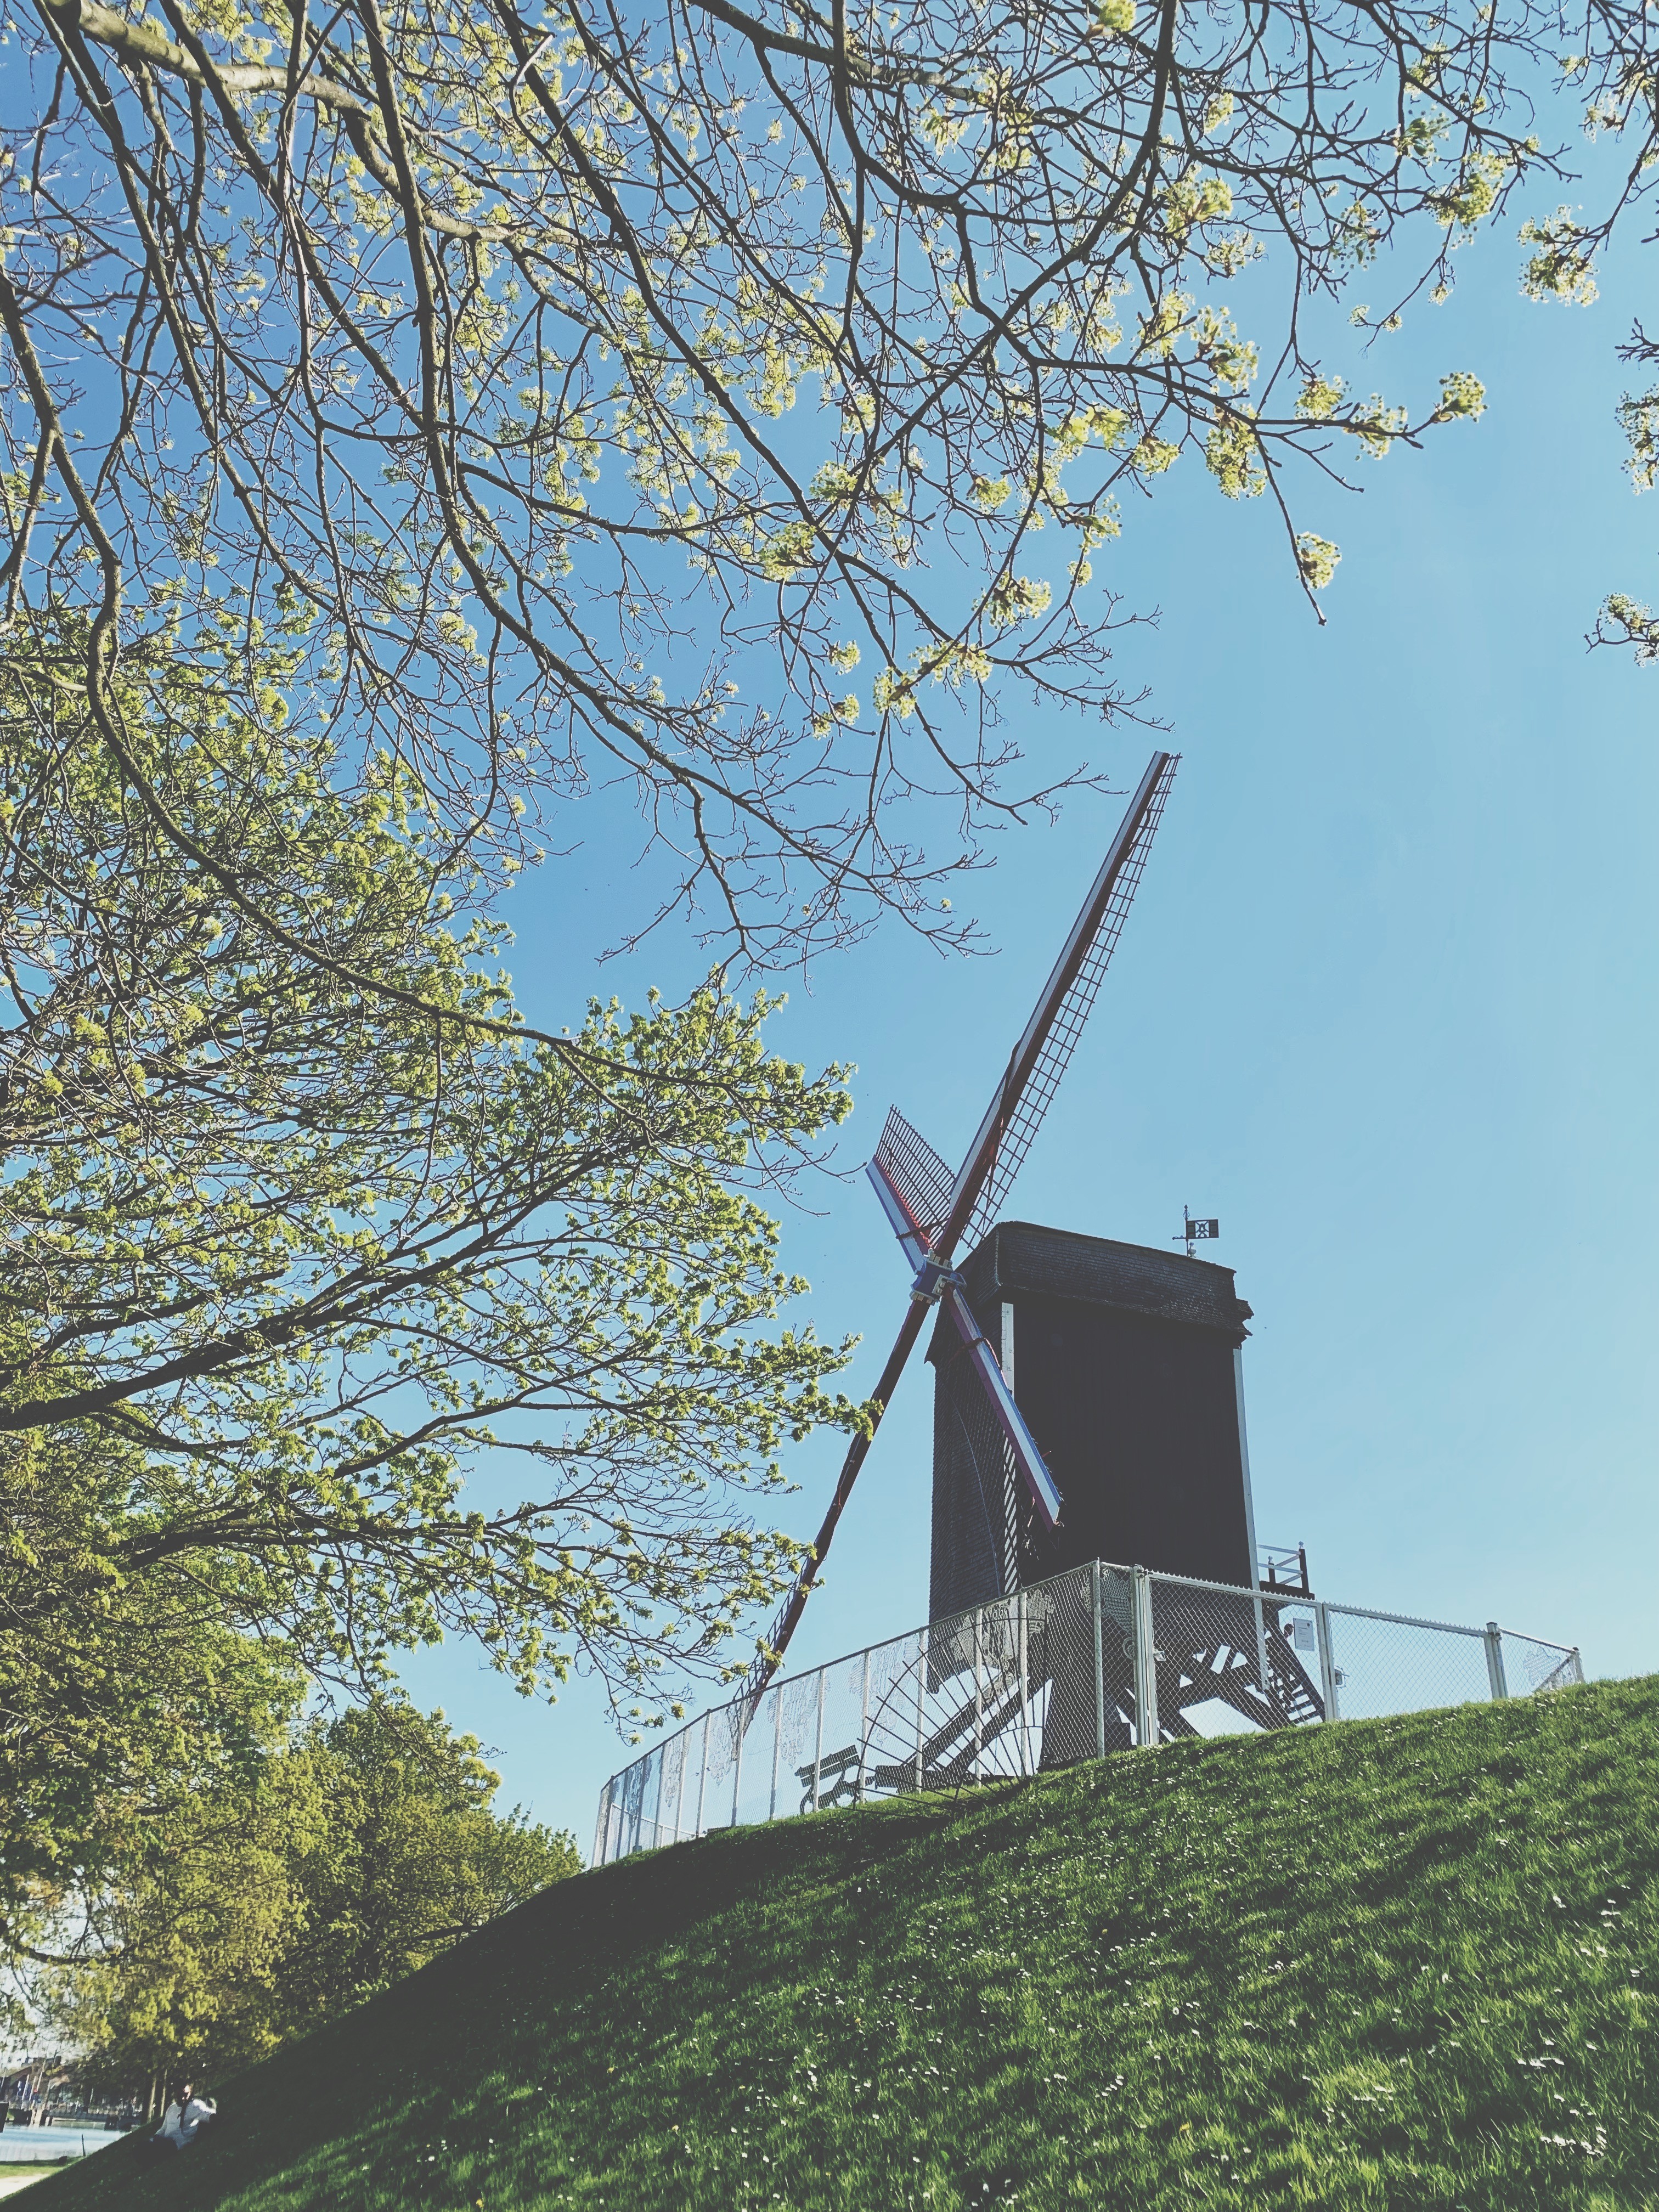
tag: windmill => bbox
[745,750,1182,1703]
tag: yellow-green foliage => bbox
[1,606,862,1979]
[39,1703,579,2086]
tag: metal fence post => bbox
[973,1601,985,1773]
[1483,1621,1510,1701]
[769,1688,783,1819]
[730,1706,744,1827]
[594,1781,612,1868]
[857,1649,871,1802]
[1569,1647,1584,1686]
[1132,1566,1159,1747]
[914,1630,927,1791]
[695,1709,711,1837]
[1018,1587,1031,1774]
[811,1666,825,1813]
[673,1730,689,1843]
[1314,1601,1340,1724]
[1252,1585,1271,1706]
[1091,1559,1107,1762]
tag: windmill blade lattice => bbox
[962,754,1177,1252]
[872,1107,956,1250]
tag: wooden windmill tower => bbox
[927,1221,1257,1622]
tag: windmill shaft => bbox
[750,1298,931,1694]
[938,750,1174,1261]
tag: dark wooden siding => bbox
[929,1221,1255,1618]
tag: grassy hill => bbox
[29,1674,1659,2212]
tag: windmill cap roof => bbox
[951,1219,1252,1343]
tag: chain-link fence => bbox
[592,1562,1583,1866]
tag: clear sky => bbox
[399,208,1659,1853]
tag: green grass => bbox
[29,1675,1659,2211]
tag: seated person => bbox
[151,2081,217,2152]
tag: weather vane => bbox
[1175,1205,1219,1260]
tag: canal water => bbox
[0,2124,122,2163]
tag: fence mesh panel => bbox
[862,1629,932,1795]
[775,1672,819,1812]
[809,1650,870,1813]
[615,1745,653,1858]
[1323,1607,1489,1722]
[705,1700,737,1826]
[1027,1570,1102,1768]
[1153,1576,1263,1740]
[658,1729,687,1847]
[726,1685,770,1829]
[686,1726,707,1838]
[1501,1631,1583,1696]
[871,1596,1033,1790]
[639,1747,664,1853]
[956,1598,1025,1782]
[593,1562,1582,1863]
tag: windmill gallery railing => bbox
[592,1561,1583,1867]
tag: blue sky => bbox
[400,211,1659,1851]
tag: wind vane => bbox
[1175,1209,1220,1260]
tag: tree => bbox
[269,1703,582,2036]
[0,606,861,1976]
[31,1699,579,2089]
[1,1418,308,2011]
[9,0,1659,1995]
[0,0,1526,977]
[1593,318,1659,662]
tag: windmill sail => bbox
[741,751,1178,1703]
[871,1107,956,1259]
[952,751,1178,1254]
